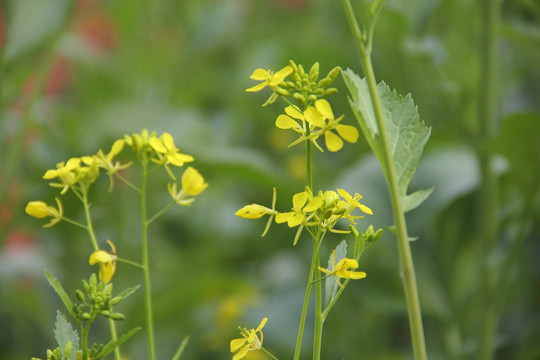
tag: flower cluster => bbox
[89,240,118,283]
[26,130,208,228]
[247,61,358,152]
[318,250,366,289]
[236,187,372,245]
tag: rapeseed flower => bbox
[25,198,63,227]
[318,250,366,289]
[246,66,293,106]
[168,166,208,206]
[89,240,118,283]
[150,132,194,179]
[43,157,82,194]
[230,317,268,360]
[235,188,277,236]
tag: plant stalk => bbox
[342,2,428,359]
[141,162,156,360]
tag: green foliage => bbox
[44,271,76,320]
[94,327,141,360]
[53,311,79,360]
[342,70,433,212]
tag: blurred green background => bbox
[0,0,539,359]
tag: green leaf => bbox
[94,327,141,360]
[44,270,76,319]
[115,285,140,301]
[54,311,79,360]
[324,240,347,306]
[342,69,432,212]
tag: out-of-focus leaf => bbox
[342,70,432,213]
[45,270,76,319]
[5,0,67,61]
[488,112,540,192]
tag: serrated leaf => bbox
[54,311,79,360]
[324,240,347,306]
[44,270,76,319]
[342,69,432,213]
[94,327,141,360]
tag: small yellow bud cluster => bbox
[76,273,126,323]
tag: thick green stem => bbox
[342,2,428,359]
[477,0,502,358]
[141,162,156,360]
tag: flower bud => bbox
[110,312,126,320]
[110,296,123,306]
[76,290,85,303]
[63,342,72,360]
[293,93,306,104]
[309,62,319,82]
[275,87,291,96]
[322,88,338,97]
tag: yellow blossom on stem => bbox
[306,99,359,152]
[89,240,118,283]
[92,139,131,190]
[275,105,324,151]
[275,189,323,245]
[168,167,208,206]
[43,157,82,194]
[318,250,366,289]
[246,66,293,106]
[149,132,194,179]
[235,188,277,236]
[25,198,63,228]
[230,317,268,360]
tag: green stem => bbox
[81,190,121,360]
[313,231,323,360]
[81,320,92,360]
[141,161,156,360]
[115,172,141,193]
[147,200,176,226]
[306,135,313,191]
[477,0,502,358]
[293,235,320,360]
[342,2,427,360]
[261,346,280,360]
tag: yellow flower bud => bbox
[25,198,63,227]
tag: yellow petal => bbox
[249,69,269,81]
[182,167,208,196]
[246,82,268,92]
[43,169,59,179]
[336,124,359,143]
[304,197,323,212]
[325,131,344,152]
[109,139,125,158]
[275,212,293,224]
[236,204,270,219]
[270,66,293,85]
[304,106,325,128]
[89,250,114,265]
[284,105,304,120]
[230,338,247,352]
[292,192,308,210]
[25,201,51,218]
[149,138,167,154]
[232,346,249,360]
[359,203,373,215]
[169,153,194,167]
[336,258,359,271]
[315,99,334,120]
[255,317,268,332]
[288,213,304,227]
[275,115,299,129]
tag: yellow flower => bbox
[275,105,324,151]
[337,188,373,215]
[230,317,268,360]
[89,240,118,283]
[168,167,208,206]
[318,250,366,289]
[246,66,293,106]
[43,157,82,194]
[149,132,194,179]
[306,99,359,152]
[235,188,277,236]
[25,198,63,228]
[275,189,323,245]
[246,66,292,93]
[124,128,154,152]
[93,139,131,190]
